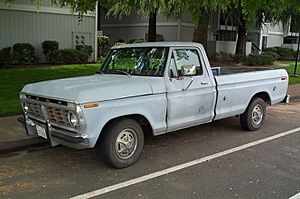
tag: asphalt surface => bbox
[1,102,300,199]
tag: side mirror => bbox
[181,65,197,76]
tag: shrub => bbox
[263,51,278,60]
[49,49,89,64]
[42,40,59,63]
[13,43,35,64]
[264,47,277,54]
[98,35,110,56]
[233,54,246,63]
[47,50,62,64]
[275,46,294,59]
[75,45,93,56]
[294,50,299,58]
[264,46,295,60]
[0,47,12,67]
[247,54,262,66]
[261,53,275,65]
[247,53,275,66]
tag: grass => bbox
[280,61,300,84]
[0,64,100,117]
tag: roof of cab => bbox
[111,41,203,49]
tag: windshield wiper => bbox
[109,70,131,77]
[96,70,104,74]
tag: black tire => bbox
[100,118,144,168]
[240,97,266,131]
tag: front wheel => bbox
[100,118,144,168]
[240,97,266,131]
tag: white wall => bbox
[215,41,251,55]
[102,24,179,44]
[0,1,96,62]
[267,34,283,47]
[282,44,299,51]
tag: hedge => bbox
[247,53,276,66]
[264,46,295,60]
[13,43,35,64]
[42,40,59,63]
[0,47,12,67]
[75,45,93,56]
[48,49,89,64]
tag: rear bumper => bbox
[18,115,91,149]
[283,95,290,104]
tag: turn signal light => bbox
[84,103,99,108]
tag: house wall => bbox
[179,25,194,41]
[101,24,179,44]
[0,0,96,62]
[214,41,251,56]
[101,12,179,44]
[260,22,285,48]
[251,32,261,54]
[267,34,284,48]
[282,44,299,51]
[101,11,257,57]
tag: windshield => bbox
[100,47,169,77]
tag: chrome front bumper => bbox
[18,115,91,149]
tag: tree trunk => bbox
[235,13,247,55]
[193,10,210,52]
[148,11,157,42]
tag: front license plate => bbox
[36,125,47,139]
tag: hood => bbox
[22,74,166,103]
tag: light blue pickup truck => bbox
[20,42,289,168]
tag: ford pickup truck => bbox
[20,42,289,168]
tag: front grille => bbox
[23,95,78,132]
[26,101,45,122]
[46,106,71,128]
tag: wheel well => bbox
[101,114,153,136]
[251,92,271,105]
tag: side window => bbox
[173,49,203,76]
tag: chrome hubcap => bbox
[115,129,137,159]
[252,104,263,125]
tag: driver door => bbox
[165,47,216,132]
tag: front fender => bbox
[81,94,167,148]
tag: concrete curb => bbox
[0,136,48,154]
[290,95,300,100]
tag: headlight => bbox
[68,111,79,128]
[23,103,29,113]
[19,93,26,100]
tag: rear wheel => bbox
[101,118,144,168]
[240,97,266,131]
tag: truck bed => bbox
[211,67,288,121]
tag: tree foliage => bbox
[51,0,97,16]
[3,0,300,52]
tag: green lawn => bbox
[280,61,300,84]
[0,64,100,117]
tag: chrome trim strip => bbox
[51,123,79,133]
[23,97,75,111]
[21,92,79,105]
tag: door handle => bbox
[201,81,208,85]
